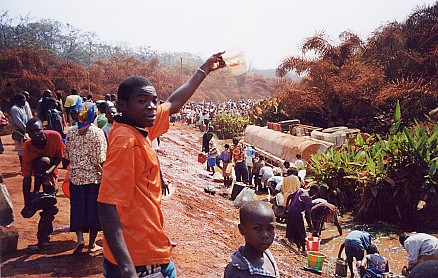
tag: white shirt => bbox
[295,159,305,168]
[267,176,284,191]
[259,166,274,183]
[404,233,438,268]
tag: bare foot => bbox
[73,242,85,254]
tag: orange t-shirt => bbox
[21,130,64,177]
[98,103,171,266]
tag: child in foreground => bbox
[224,200,279,278]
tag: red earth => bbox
[1,122,334,277]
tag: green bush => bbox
[213,113,252,139]
[308,101,438,228]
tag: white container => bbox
[222,50,247,76]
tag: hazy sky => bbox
[1,0,435,69]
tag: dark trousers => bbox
[234,161,249,182]
[37,184,58,244]
[103,258,176,278]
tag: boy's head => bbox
[399,234,409,246]
[366,244,379,254]
[283,160,290,169]
[224,143,229,149]
[98,101,110,114]
[117,76,158,128]
[296,153,302,159]
[238,201,275,252]
[105,106,117,124]
[26,118,46,143]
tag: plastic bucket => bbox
[207,157,216,167]
[335,258,348,277]
[307,251,325,272]
[306,236,321,251]
[223,50,247,76]
[231,182,245,201]
[198,153,207,163]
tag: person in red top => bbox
[21,118,64,253]
[98,52,225,278]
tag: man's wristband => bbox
[197,68,208,77]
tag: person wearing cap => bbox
[65,101,107,254]
[64,88,81,124]
[399,233,438,271]
[21,118,64,253]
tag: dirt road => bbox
[1,123,333,277]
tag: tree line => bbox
[0,11,275,111]
[250,3,437,134]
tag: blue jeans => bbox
[103,258,176,278]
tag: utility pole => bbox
[180,57,183,84]
[87,72,91,93]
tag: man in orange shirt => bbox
[21,118,64,253]
[98,52,225,277]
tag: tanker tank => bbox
[244,125,332,163]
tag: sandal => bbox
[73,242,85,254]
[86,244,102,253]
[39,241,52,250]
[25,244,41,254]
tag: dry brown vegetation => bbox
[273,3,437,133]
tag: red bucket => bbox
[198,153,207,163]
[306,236,321,251]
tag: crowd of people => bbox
[169,97,258,132]
[201,125,438,277]
[1,50,438,277]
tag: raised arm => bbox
[166,52,225,114]
[338,243,345,258]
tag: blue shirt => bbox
[345,230,372,251]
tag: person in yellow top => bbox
[97,52,225,278]
[64,88,81,123]
[282,168,301,203]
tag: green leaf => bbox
[404,127,415,149]
[429,162,437,176]
[395,100,401,121]
[428,129,438,144]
